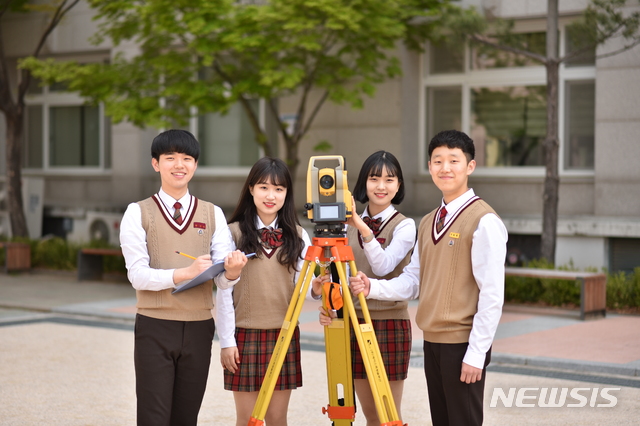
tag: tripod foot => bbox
[322,405,356,421]
[247,417,264,426]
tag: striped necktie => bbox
[173,202,183,225]
[436,206,447,233]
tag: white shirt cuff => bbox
[463,348,487,370]
[215,273,240,290]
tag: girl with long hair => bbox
[217,156,311,426]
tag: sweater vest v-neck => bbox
[416,198,497,343]
[135,196,216,321]
[347,212,412,320]
[228,222,303,329]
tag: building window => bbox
[429,42,464,74]
[609,238,640,273]
[197,100,261,168]
[425,86,461,165]
[470,32,547,70]
[24,81,111,170]
[423,26,595,174]
[49,105,100,167]
[471,85,546,167]
[564,81,595,170]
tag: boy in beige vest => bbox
[119,129,248,426]
[350,130,507,426]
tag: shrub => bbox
[32,237,78,270]
[86,239,126,274]
[606,267,640,309]
[506,260,640,310]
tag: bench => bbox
[0,242,31,272]
[505,267,607,320]
[77,248,123,281]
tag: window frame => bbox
[24,87,111,175]
[185,98,268,177]
[420,19,596,178]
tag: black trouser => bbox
[134,314,215,426]
[423,341,491,426]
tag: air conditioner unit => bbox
[85,211,123,247]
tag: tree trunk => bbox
[540,0,560,263]
[5,109,29,238]
[285,135,300,187]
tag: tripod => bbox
[247,225,403,426]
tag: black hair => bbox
[352,151,405,205]
[151,129,200,161]
[428,129,475,162]
[229,157,304,271]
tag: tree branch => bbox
[267,97,292,147]
[301,89,329,137]
[17,0,82,104]
[469,34,547,64]
[594,38,640,60]
[0,0,13,20]
[0,11,15,113]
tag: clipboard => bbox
[172,253,256,294]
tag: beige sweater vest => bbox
[416,199,497,343]
[347,212,412,320]
[229,222,302,329]
[135,196,216,321]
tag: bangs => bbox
[368,159,399,178]
[256,169,289,188]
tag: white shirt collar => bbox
[255,215,278,230]
[441,188,475,215]
[363,204,396,221]
[158,188,191,209]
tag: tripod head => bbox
[304,155,352,239]
[311,222,347,239]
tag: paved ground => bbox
[1,270,639,425]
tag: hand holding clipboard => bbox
[172,252,255,294]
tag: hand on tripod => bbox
[310,269,330,299]
[349,271,371,297]
[313,270,340,325]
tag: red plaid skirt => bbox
[350,319,411,381]
[223,327,302,392]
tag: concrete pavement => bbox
[1,270,639,425]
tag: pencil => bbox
[175,251,197,260]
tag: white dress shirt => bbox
[367,189,507,369]
[119,188,239,291]
[359,204,416,277]
[216,216,312,348]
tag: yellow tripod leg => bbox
[332,253,403,426]
[322,263,356,425]
[248,258,316,426]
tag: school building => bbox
[1,0,639,272]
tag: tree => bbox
[0,0,81,238]
[438,0,640,263]
[23,0,447,180]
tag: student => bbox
[311,150,416,425]
[119,129,248,426]
[349,130,507,426]
[217,157,311,426]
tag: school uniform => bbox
[346,205,416,381]
[365,189,507,426]
[120,189,238,426]
[217,217,311,392]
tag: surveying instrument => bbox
[248,156,404,426]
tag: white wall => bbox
[556,235,607,270]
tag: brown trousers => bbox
[134,314,215,426]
